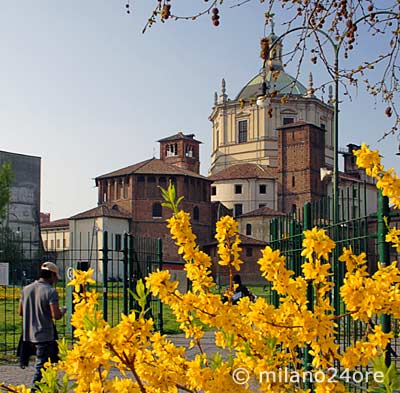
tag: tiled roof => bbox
[69,204,132,220]
[339,172,364,183]
[209,164,276,181]
[276,120,323,130]
[96,158,208,181]
[41,218,70,229]
[158,132,202,144]
[238,206,285,218]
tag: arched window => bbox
[152,203,162,218]
[246,223,252,236]
[193,206,199,221]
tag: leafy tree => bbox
[135,0,400,135]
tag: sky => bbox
[0,1,398,220]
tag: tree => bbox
[0,162,13,223]
[135,0,400,136]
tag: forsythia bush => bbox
[3,144,400,392]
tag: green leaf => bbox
[211,352,223,369]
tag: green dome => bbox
[235,70,307,101]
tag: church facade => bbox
[208,30,376,220]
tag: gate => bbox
[269,183,400,391]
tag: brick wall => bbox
[277,122,327,213]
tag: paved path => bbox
[0,332,220,388]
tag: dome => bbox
[235,70,307,101]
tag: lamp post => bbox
[259,11,397,228]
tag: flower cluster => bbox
[2,146,400,393]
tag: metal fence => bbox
[269,183,400,391]
[0,231,162,357]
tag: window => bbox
[246,223,252,236]
[291,204,297,214]
[166,143,177,157]
[44,240,48,249]
[56,239,60,249]
[234,184,242,194]
[259,184,266,194]
[211,186,216,196]
[234,204,243,217]
[259,204,266,208]
[152,203,162,218]
[159,176,167,188]
[185,145,194,157]
[320,123,326,130]
[246,247,253,257]
[115,234,122,251]
[63,238,68,249]
[238,120,248,143]
[283,117,294,125]
[292,176,295,187]
[353,188,358,198]
[193,206,199,221]
[50,240,54,250]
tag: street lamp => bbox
[259,11,397,227]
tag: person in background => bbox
[231,274,251,304]
[19,261,66,388]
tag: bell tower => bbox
[158,132,201,174]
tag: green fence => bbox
[0,230,162,357]
[269,183,400,391]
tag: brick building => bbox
[203,234,268,286]
[94,132,212,261]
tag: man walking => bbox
[19,261,66,387]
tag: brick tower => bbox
[277,121,327,213]
[158,132,201,174]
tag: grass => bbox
[0,283,276,353]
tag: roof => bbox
[158,132,202,144]
[235,70,307,101]
[276,120,325,131]
[209,164,276,181]
[41,218,70,229]
[339,172,364,183]
[238,206,285,218]
[69,204,132,220]
[96,157,208,181]
[203,233,267,247]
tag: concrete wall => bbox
[210,178,277,215]
[0,151,41,252]
[69,217,129,281]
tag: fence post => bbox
[303,202,313,384]
[377,189,391,367]
[157,238,163,333]
[128,235,134,312]
[122,233,128,315]
[102,231,108,322]
[270,219,279,307]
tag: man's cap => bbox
[41,261,60,279]
[233,274,241,284]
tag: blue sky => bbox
[1,1,397,220]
